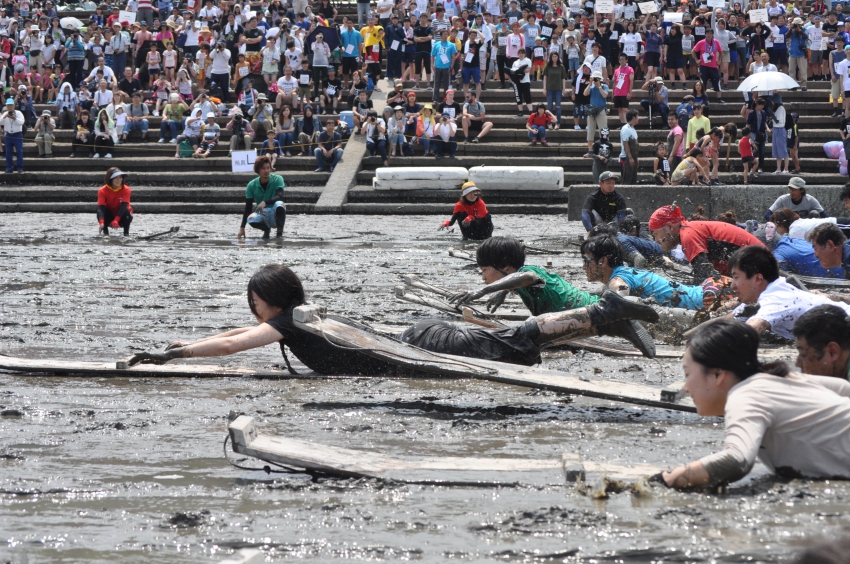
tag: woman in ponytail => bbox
[659,318,850,489]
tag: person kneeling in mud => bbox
[581,233,736,311]
[439,182,493,240]
[126,264,660,372]
[658,318,850,489]
[237,155,286,240]
[447,236,657,355]
[97,167,133,236]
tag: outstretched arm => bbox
[449,271,541,306]
[128,324,283,366]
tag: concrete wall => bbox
[566,185,849,222]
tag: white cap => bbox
[206,112,216,118]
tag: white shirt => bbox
[0,109,24,133]
[788,217,837,240]
[434,121,457,141]
[209,47,231,74]
[511,56,531,83]
[838,58,850,91]
[93,88,114,107]
[284,47,302,69]
[582,53,606,73]
[699,372,850,479]
[733,277,850,339]
[87,65,116,81]
[277,76,298,94]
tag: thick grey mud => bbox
[0,214,847,563]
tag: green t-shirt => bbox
[515,265,599,315]
[245,173,285,203]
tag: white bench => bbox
[372,167,468,190]
[468,165,564,191]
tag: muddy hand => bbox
[449,290,480,306]
[486,290,507,313]
[128,347,185,366]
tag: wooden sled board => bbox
[561,337,685,359]
[394,288,532,321]
[0,354,287,378]
[228,416,663,485]
[794,274,850,289]
[292,309,696,412]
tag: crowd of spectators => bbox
[0,0,846,173]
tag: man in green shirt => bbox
[238,155,285,239]
[449,236,658,355]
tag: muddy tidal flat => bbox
[0,214,848,563]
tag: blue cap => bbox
[5,98,13,105]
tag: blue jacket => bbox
[789,30,807,58]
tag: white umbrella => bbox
[60,17,84,30]
[265,26,280,38]
[736,71,799,92]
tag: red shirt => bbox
[452,197,488,222]
[679,220,764,274]
[527,113,551,128]
[738,137,753,159]
[97,184,133,216]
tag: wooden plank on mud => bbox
[228,416,662,485]
[394,287,531,321]
[293,309,696,412]
[0,354,285,378]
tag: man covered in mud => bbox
[649,204,765,282]
[446,236,656,355]
[581,233,735,311]
[127,264,661,372]
[728,245,850,339]
[792,305,850,380]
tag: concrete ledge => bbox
[566,184,850,221]
[469,165,563,191]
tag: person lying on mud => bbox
[649,204,765,282]
[658,318,850,489]
[612,216,667,268]
[792,305,850,381]
[581,233,736,311]
[769,209,846,278]
[126,264,661,373]
[449,236,600,316]
[728,245,850,339]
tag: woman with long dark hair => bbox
[659,319,850,488]
[126,264,660,371]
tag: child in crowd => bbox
[532,37,546,80]
[152,76,172,116]
[653,142,671,185]
[27,66,42,103]
[739,125,755,183]
[260,128,283,170]
[195,112,221,158]
[146,43,162,88]
[175,69,194,104]
[565,36,581,79]
[589,127,614,182]
[163,42,178,82]
[439,182,494,241]
[113,104,127,142]
[352,89,374,131]
[787,112,800,174]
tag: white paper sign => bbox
[821,37,829,51]
[748,8,768,23]
[663,11,684,22]
[595,0,614,13]
[707,0,725,8]
[120,10,136,24]
[345,43,354,54]
[465,51,474,62]
[391,39,400,50]
[231,150,257,173]
[638,1,658,13]
[498,36,507,45]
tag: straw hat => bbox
[420,102,434,116]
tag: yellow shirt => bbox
[361,25,385,48]
[686,115,711,148]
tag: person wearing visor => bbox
[97,167,134,236]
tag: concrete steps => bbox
[0,170,329,186]
[1,153,327,170]
[0,185,323,203]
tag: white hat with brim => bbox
[110,169,127,179]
